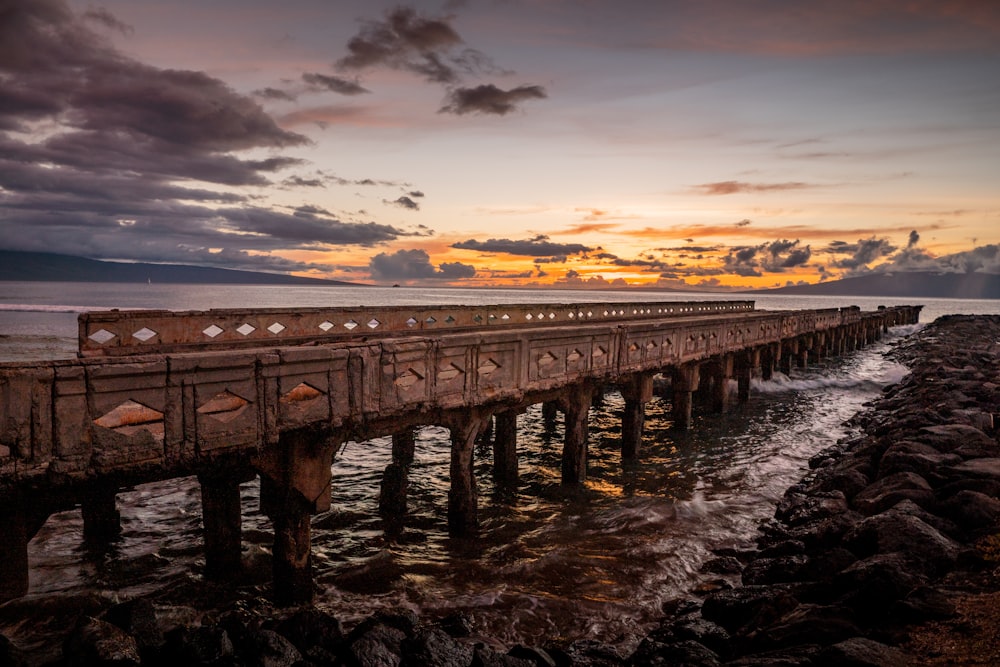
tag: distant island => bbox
[0,251,361,286]
[753,271,1000,300]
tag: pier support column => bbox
[493,411,520,487]
[672,364,700,430]
[562,383,593,484]
[621,373,654,462]
[257,427,338,606]
[0,501,52,602]
[708,356,733,413]
[760,345,775,381]
[446,410,490,536]
[198,468,253,580]
[780,341,795,376]
[542,400,559,431]
[736,351,753,404]
[380,429,416,522]
[81,485,121,544]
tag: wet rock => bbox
[938,489,1000,536]
[401,629,473,667]
[670,616,731,659]
[700,586,799,634]
[470,644,535,667]
[852,472,935,516]
[834,553,926,620]
[746,603,861,650]
[102,598,163,651]
[741,555,810,586]
[343,623,407,667]
[627,638,720,667]
[918,424,995,455]
[815,636,911,667]
[775,491,849,527]
[507,645,557,666]
[240,629,301,667]
[945,458,1000,481]
[558,639,626,667]
[891,585,956,622]
[700,556,743,575]
[162,625,233,666]
[723,644,821,666]
[271,607,342,655]
[437,611,475,638]
[842,508,960,576]
[0,633,26,667]
[63,616,141,667]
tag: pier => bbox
[0,300,921,603]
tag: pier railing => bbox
[78,300,757,357]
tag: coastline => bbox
[3,316,999,665]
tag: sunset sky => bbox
[2,0,999,289]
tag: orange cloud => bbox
[692,181,816,195]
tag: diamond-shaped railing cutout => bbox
[646,341,658,350]
[203,324,224,338]
[473,314,483,323]
[548,312,556,319]
[394,368,424,389]
[280,382,325,404]
[488,314,497,321]
[586,311,593,317]
[132,327,157,342]
[267,322,286,335]
[537,312,545,320]
[237,323,256,336]
[426,316,437,324]
[406,317,418,327]
[538,351,558,367]
[438,363,464,382]
[568,312,576,319]
[593,346,607,358]
[319,321,335,332]
[566,349,582,363]
[501,313,510,321]
[603,310,609,316]
[88,329,117,344]
[197,390,250,423]
[344,320,359,330]
[525,313,533,320]
[478,358,500,376]
[629,342,641,353]
[367,318,380,329]
[445,315,456,323]
[94,399,164,438]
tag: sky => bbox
[1,0,999,289]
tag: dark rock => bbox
[918,424,995,455]
[401,629,473,667]
[815,637,911,666]
[507,645,557,666]
[162,625,233,666]
[852,471,935,516]
[102,598,163,650]
[671,616,731,659]
[700,556,743,575]
[437,611,475,638]
[938,489,1000,536]
[271,608,342,655]
[779,511,865,550]
[891,586,956,622]
[63,616,141,667]
[842,508,960,576]
[241,629,301,667]
[627,639,720,667]
[835,552,926,613]
[757,540,805,558]
[723,644,821,666]
[775,491,849,527]
[741,555,810,586]
[700,586,799,634]
[344,623,407,667]
[877,443,962,481]
[945,458,1000,481]
[559,639,625,667]
[471,644,535,667]
[747,604,861,650]
[808,466,871,500]
[0,633,26,667]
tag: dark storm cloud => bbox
[254,87,298,102]
[337,6,467,83]
[302,72,370,95]
[387,195,420,210]
[721,239,811,276]
[368,248,476,281]
[82,7,132,35]
[693,181,814,195]
[336,6,546,115]
[452,235,592,257]
[907,230,920,248]
[440,84,547,116]
[0,0,411,271]
[827,237,897,270]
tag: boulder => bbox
[63,616,141,667]
[701,586,799,634]
[627,638,721,667]
[842,508,960,577]
[815,637,911,667]
[401,629,473,667]
[938,489,1000,536]
[343,623,408,667]
[851,472,935,516]
[271,607,342,655]
[746,604,861,650]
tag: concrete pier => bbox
[0,300,922,603]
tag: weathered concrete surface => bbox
[0,301,921,602]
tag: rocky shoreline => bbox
[4,315,1000,666]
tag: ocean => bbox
[2,282,999,658]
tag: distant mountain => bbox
[754,271,1000,299]
[0,250,362,286]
